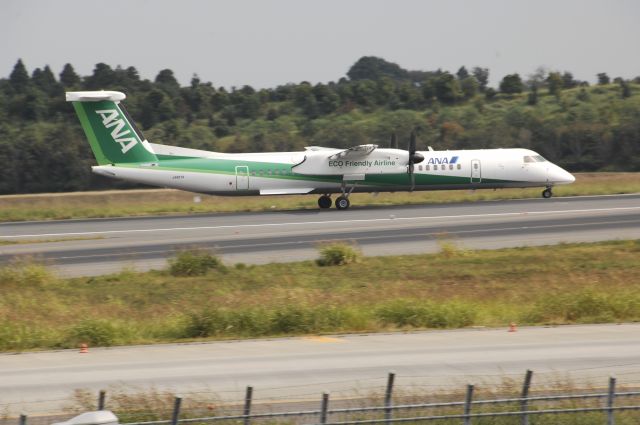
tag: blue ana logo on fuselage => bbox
[427,156,459,165]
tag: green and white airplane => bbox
[67,90,575,210]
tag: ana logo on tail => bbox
[95,109,138,154]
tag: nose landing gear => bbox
[542,187,553,198]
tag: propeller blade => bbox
[410,168,415,191]
[407,130,424,165]
[407,130,421,191]
[409,131,417,156]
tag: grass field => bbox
[1,172,639,222]
[1,240,639,352]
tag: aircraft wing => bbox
[328,144,378,160]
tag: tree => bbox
[499,73,524,94]
[236,93,261,119]
[155,69,180,96]
[456,66,469,80]
[577,87,590,102]
[211,88,229,112]
[32,65,61,96]
[472,67,489,92]
[527,85,539,105]
[460,76,478,99]
[526,67,548,90]
[84,63,116,89]
[597,73,610,85]
[312,83,340,115]
[619,80,632,99]
[546,72,563,96]
[561,71,578,89]
[351,79,379,107]
[347,56,409,81]
[9,59,30,92]
[140,89,175,128]
[59,63,80,88]
[434,72,462,104]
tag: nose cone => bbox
[549,166,575,185]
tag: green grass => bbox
[0,172,639,222]
[1,240,640,352]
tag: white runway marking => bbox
[4,206,640,239]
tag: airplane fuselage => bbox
[92,146,575,197]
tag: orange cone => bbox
[508,322,517,332]
[79,343,89,353]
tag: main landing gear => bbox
[335,181,356,210]
[318,195,332,209]
[317,194,351,210]
[335,196,350,210]
[542,187,553,199]
[318,183,356,210]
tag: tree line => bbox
[0,56,639,194]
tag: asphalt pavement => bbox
[1,324,639,415]
[1,194,640,276]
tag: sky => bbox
[1,0,639,89]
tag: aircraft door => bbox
[470,159,481,183]
[235,166,249,190]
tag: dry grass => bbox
[1,240,639,351]
[0,172,638,222]
[57,377,640,425]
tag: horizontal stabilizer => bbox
[66,91,126,102]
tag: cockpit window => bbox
[523,156,535,163]
[533,155,546,162]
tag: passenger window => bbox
[426,165,430,171]
[418,165,423,171]
[449,164,453,170]
[441,164,445,170]
[457,164,461,170]
[251,171,256,176]
[474,163,478,169]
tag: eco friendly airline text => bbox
[67,91,575,210]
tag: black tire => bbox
[335,196,350,210]
[318,195,332,209]
[542,188,553,198]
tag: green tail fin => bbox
[66,91,158,165]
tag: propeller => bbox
[390,132,398,149]
[407,131,424,191]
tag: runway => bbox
[1,324,639,415]
[2,194,640,276]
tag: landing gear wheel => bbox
[542,188,553,199]
[335,196,350,210]
[318,195,332,209]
